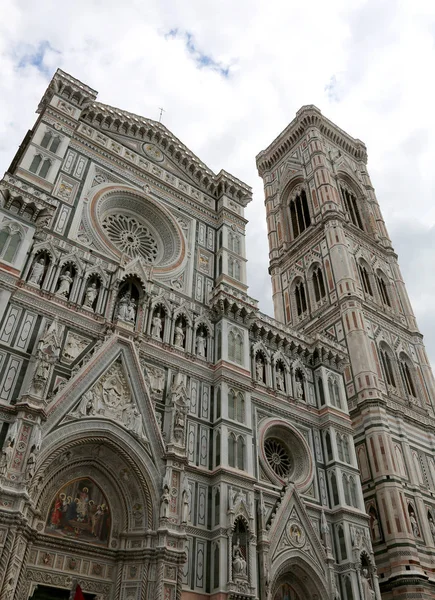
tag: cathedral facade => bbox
[0,69,429,600]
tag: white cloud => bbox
[2,0,435,364]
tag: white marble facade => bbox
[0,72,391,600]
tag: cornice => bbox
[81,102,252,205]
[256,105,368,176]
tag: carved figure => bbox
[25,445,37,481]
[196,329,207,357]
[174,323,185,348]
[232,539,247,577]
[429,516,435,542]
[410,512,420,537]
[29,258,45,285]
[131,409,145,439]
[361,568,375,600]
[256,357,264,382]
[276,367,285,391]
[151,312,163,339]
[117,293,129,320]
[295,380,304,400]
[126,297,136,322]
[56,270,73,297]
[372,516,381,541]
[76,390,96,417]
[160,484,170,519]
[84,282,98,308]
[181,476,190,523]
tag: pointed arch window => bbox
[325,431,333,462]
[228,434,236,467]
[376,272,391,307]
[312,266,326,302]
[228,329,243,365]
[340,186,364,230]
[330,472,339,505]
[399,354,417,398]
[289,189,311,240]
[337,435,344,462]
[337,525,347,560]
[349,476,358,507]
[50,136,61,153]
[343,474,351,505]
[344,577,354,600]
[380,346,396,388]
[215,431,221,466]
[317,377,325,406]
[359,263,373,296]
[294,280,308,317]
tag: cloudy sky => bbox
[2,0,435,364]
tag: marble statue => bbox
[152,312,163,339]
[256,357,264,382]
[410,512,420,537]
[276,368,285,391]
[56,270,73,297]
[84,282,98,308]
[160,484,170,519]
[25,446,37,481]
[295,379,304,400]
[361,568,375,600]
[174,323,185,348]
[232,539,247,577]
[28,258,45,285]
[196,330,206,357]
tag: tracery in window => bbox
[379,345,396,388]
[358,261,373,296]
[294,280,308,317]
[399,353,417,399]
[312,265,326,303]
[376,271,391,307]
[264,438,292,478]
[340,185,364,230]
[228,433,245,471]
[228,389,245,423]
[102,214,159,262]
[289,189,311,240]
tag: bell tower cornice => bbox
[256,105,368,176]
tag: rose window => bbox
[102,214,159,262]
[264,438,292,478]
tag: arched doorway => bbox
[271,557,328,600]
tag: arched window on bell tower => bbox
[340,185,364,230]
[289,189,311,240]
[358,260,373,297]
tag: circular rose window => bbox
[264,438,292,478]
[259,419,313,490]
[102,214,159,263]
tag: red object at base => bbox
[74,584,85,600]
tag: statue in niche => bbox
[295,379,304,400]
[196,329,207,357]
[232,539,247,577]
[151,311,163,339]
[361,568,375,600]
[160,484,170,519]
[429,515,435,542]
[28,257,45,285]
[117,292,136,323]
[181,475,190,523]
[371,514,381,541]
[276,367,285,391]
[410,510,420,537]
[84,282,98,308]
[25,445,37,481]
[56,270,73,298]
[256,356,264,382]
[0,439,14,476]
[174,322,185,348]
[171,373,188,444]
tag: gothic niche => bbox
[151,307,166,340]
[115,277,141,324]
[232,518,249,585]
[255,351,266,384]
[174,316,187,349]
[45,477,111,546]
[196,325,208,358]
[82,275,101,311]
[28,251,50,287]
[368,505,382,542]
[360,554,376,600]
[275,360,286,392]
[55,263,76,299]
[294,368,305,401]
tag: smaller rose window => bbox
[102,214,159,263]
[264,438,292,478]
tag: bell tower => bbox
[257,105,435,599]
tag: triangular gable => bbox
[269,486,326,575]
[43,335,165,463]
